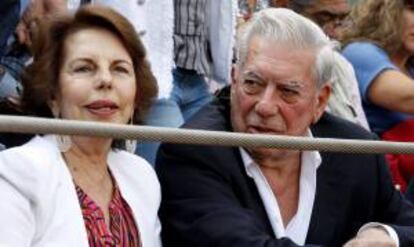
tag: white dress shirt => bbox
[240,130,399,246]
[240,144,320,245]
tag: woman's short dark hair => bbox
[22,4,158,125]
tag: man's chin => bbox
[249,147,292,162]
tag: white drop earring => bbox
[125,139,137,154]
[50,105,72,152]
[125,112,137,153]
[56,134,72,153]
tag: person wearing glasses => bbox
[288,0,350,40]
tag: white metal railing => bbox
[0,115,413,154]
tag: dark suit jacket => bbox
[156,88,414,247]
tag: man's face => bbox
[231,36,330,162]
[304,0,349,39]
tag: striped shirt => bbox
[174,0,210,75]
[76,183,140,247]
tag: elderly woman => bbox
[341,0,414,193]
[0,5,160,246]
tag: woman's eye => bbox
[114,66,130,74]
[73,65,93,73]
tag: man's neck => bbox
[258,153,301,194]
[258,153,301,227]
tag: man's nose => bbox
[254,87,279,117]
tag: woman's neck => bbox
[64,136,112,171]
[63,136,115,226]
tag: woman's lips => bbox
[85,100,118,117]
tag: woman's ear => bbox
[47,98,59,118]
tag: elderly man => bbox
[156,8,414,247]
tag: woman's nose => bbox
[97,68,113,88]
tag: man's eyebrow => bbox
[279,80,304,89]
[242,71,264,81]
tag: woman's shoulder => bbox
[0,135,62,197]
[342,41,397,77]
[342,42,390,61]
[0,135,59,169]
[344,41,382,49]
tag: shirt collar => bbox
[240,129,322,175]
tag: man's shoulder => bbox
[156,95,240,171]
[312,113,377,140]
[183,95,231,132]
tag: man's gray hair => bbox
[236,8,337,88]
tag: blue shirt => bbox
[342,42,413,135]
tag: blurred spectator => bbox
[328,51,369,129]
[287,0,369,129]
[288,0,349,40]
[0,0,66,148]
[0,0,25,106]
[138,0,237,165]
[238,0,287,22]
[239,0,271,21]
[342,0,414,192]
[273,0,288,7]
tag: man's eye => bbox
[243,79,263,87]
[280,87,300,102]
[242,80,262,93]
[281,87,298,95]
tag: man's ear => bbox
[231,65,239,85]
[313,84,331,123]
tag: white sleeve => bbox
[358,222,399,247]
[0,177,36,246]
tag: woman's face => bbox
[51,27,136,125]
[402,6,414,54]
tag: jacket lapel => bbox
[305,152,351,246]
